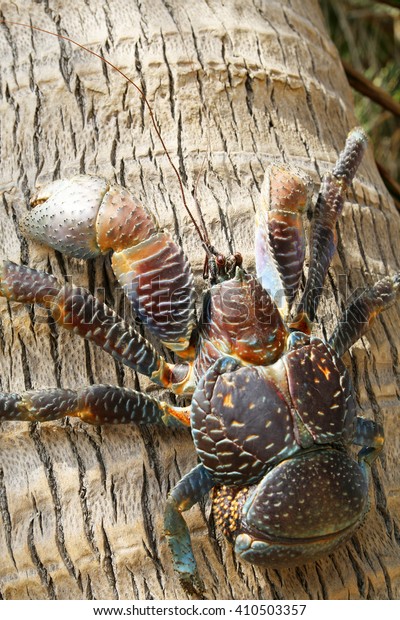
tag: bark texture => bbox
[0,0,399,600]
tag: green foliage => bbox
[321,0,399,184]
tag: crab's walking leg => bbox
[354,417,384,466]
[292,128,368,330]
[0,384,190,427]
[329,274,400,357]
[0,261,193,392]
[164,464,214,596]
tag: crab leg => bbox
[164,463,214,596]
[292,128,368,330]
[353,417,384,466]
[255,165,312,315]
[0,261,193,392]
[0,384,190,427]
[23,176,196,356]
[329,274,400,357]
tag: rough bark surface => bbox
[0,0,399,601]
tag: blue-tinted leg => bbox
[0,384,191,427]
[164,464,214,596]
[354,417,384,466]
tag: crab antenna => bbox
[0,19,208,246]
[192,151,212,248]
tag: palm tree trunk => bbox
[0,0,399,600]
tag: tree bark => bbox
[0,0,399,601]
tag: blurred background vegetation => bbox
[320,0,399,205]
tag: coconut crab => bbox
[1,116,398,595]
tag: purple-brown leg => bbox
[292,128,368,330]
[164,463,214,596]
[329,274,400,357]
[0,384,191,427]
[0,261,193,392]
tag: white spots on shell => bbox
[25,175,108,259]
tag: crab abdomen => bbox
[213,448,369,567]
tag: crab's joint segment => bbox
[111,231,196,353]
[354,417,384,466]
[0,261,60,304]
[151,360,196,395]
[329,274,400,357]
[162,404,191,428]
[295,128,368,325]
[255,164,312,314]
[164,464,214,595]
[0,261,188,388]
[288,312,312,336]
[0,384,191,428]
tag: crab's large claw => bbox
[255,165,312,316]
[24,176,109,259]
[23,175,196,354]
